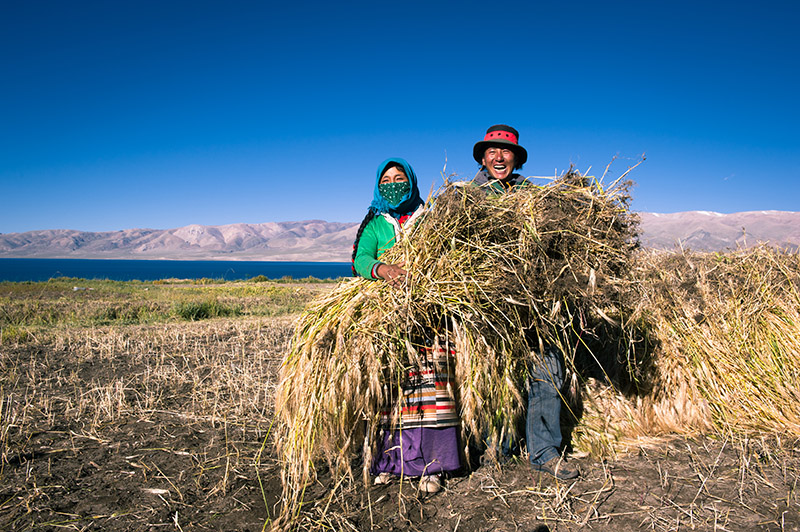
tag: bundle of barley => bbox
[576,246,800,455]
[273,169,641,515]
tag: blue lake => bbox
[0,258,352,282]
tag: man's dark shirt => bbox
[471,168,528,192]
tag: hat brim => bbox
[473,139,528,167]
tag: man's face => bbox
[482,146,516,181]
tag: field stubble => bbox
[0,280,323,531]
[0,276,798,531]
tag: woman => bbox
[352,158,423,284]
[352,158,462,494]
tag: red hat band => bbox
[484,130,518,145]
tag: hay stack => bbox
[272,164,800,526]
[577,246,800,454]
[274,170,640,509]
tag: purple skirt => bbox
[371,426,461,477]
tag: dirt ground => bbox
[1,318,798,532]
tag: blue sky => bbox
[2,0,798,233]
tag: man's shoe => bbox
[530,457,579,480]
[419,474,442,493]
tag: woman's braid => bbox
[351,210,376,276]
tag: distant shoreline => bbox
[0,254,350,262]
[0,257,352,283]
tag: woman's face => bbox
[380,166,409,184]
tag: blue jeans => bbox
[526,346,564,465]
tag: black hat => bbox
[472,124,528,167]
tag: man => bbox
[471,124,579,480]
[472,124,529,190]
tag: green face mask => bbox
[379,181,411,206]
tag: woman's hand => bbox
[377,262,407,289]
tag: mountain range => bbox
[1,211,798,261]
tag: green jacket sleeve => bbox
[353,216,397,280]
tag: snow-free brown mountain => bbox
[637,211,800,251]
[0,221,359,261]
[1,211,798,261]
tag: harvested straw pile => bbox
[578,246,800,453]
[274,169,640,512]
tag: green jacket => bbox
[353,207,423,280]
